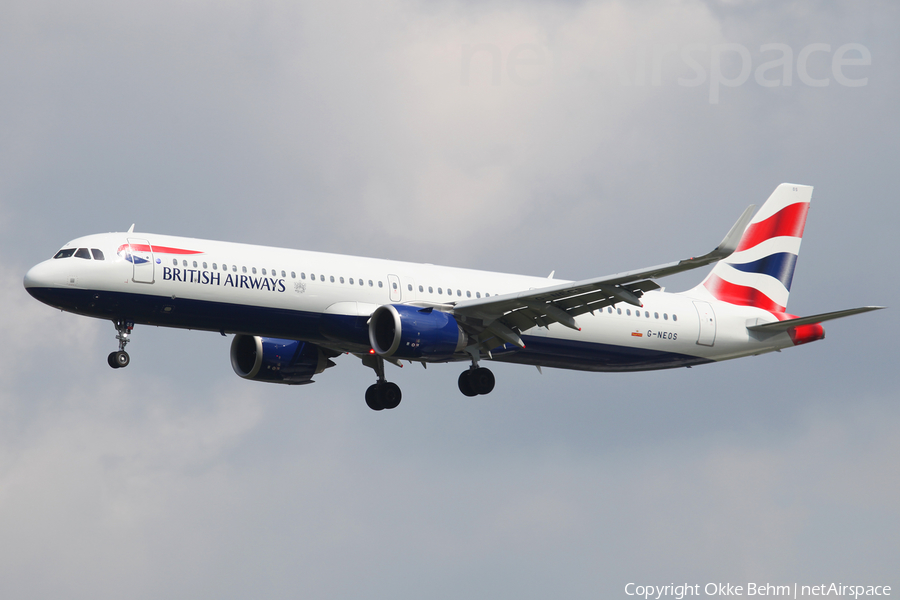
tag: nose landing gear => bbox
[107,319,133,369]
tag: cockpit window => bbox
[91,249,105,260]
[53,248,76,259]
[74,248,91,259]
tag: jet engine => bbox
[230,335,335,384]
[368,304,467,360]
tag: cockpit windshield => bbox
[53,247,105,260]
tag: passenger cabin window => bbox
[673,314,678,322]
[91,249,105,260]
[173,259,178,266]
[407,284,412,291]
[53,248,76,259]
[378,281,383,288]
[419,285,424,292]
[194,261,198,268]
[428,286,433,293]
[340,277,345,284]
[251,267,256,274]
[74,248,91,259]
[320,275,325,282]
[349,278,354,284]
[262,269,266,275]
[242,266,247,274]
[368,280,373,287]
[290,272,296,278]
[330,276,335,283]
[476,292,481,298]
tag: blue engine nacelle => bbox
[368,304,467,360]
[230,335,335,385]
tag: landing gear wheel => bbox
[114,351,130,368]
[458,367,495,396]
[381,382,402,410]
[458,371,477,397]
[365,384,384,411]
[108,352,121,369]
[365,382,402,411]
[471,367,495,395]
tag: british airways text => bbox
[162,267,286,292]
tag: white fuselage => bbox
[24,231,798,373]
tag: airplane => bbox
[23,183,882,411]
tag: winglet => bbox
[127,224,135,233]
[712,204,756,258]
[675,204,755,268]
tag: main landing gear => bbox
[364,355,402,411]
[458,366,495,397]
[107,319,133,369]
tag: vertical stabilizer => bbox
[696,183,813,312]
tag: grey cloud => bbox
[1,0,898,597]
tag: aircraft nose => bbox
[23,260,56,292]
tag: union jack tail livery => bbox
[698,183,811,313]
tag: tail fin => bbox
[696,183,813,312]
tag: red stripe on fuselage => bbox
[119,244,203,255]
[703,273,786,312]
[736,202,809,252]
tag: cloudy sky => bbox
[1,0,898,597]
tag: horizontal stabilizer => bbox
[747,306,885,333]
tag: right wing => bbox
[449,204,757,352]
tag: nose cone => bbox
[23,260,58,299]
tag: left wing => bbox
[450,204,756,353]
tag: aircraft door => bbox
[387,274,401,302]
[693,300,716,346]
[128,238,155,284]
